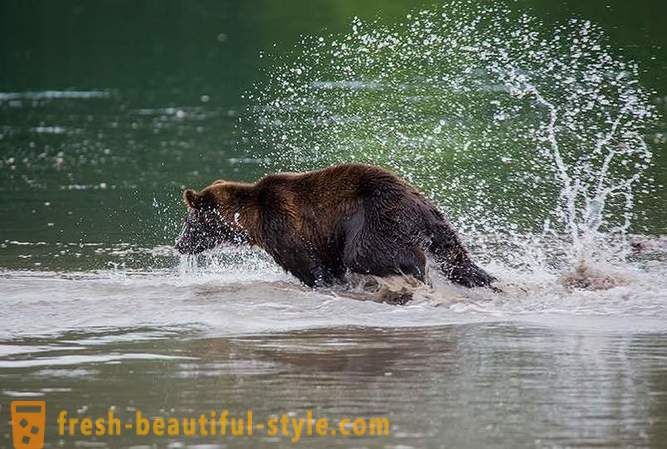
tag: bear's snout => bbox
[174,221,206,255]
[174,236,193,254]
[174,210,231,255]
[174,232,211,254]
[174,227,195,254]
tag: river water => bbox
[1,1,666,448]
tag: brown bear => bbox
[175,164,495,290]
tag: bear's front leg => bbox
[269,245,333,287]
[268,244,334,287]
[260,217,335,287]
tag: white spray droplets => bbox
[244,1,659,277]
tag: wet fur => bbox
[176,164,495,290]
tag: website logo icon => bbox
[11,401,46,449]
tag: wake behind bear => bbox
[175,164,496,300]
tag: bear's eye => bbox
[203,211,216,223]
[187,210,208,227]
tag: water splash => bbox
[243,2,659,278]
[176,246,286,281]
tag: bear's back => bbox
[254,164,406,206]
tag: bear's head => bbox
[174,181,250,254]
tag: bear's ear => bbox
[183,189,212,210]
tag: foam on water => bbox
[1,236,666,342]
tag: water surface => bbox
[1,1,666,448]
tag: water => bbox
[1,1,667,448]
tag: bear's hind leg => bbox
[341,204,428,282]
[342,234,427,282]
[428,221,496,288]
